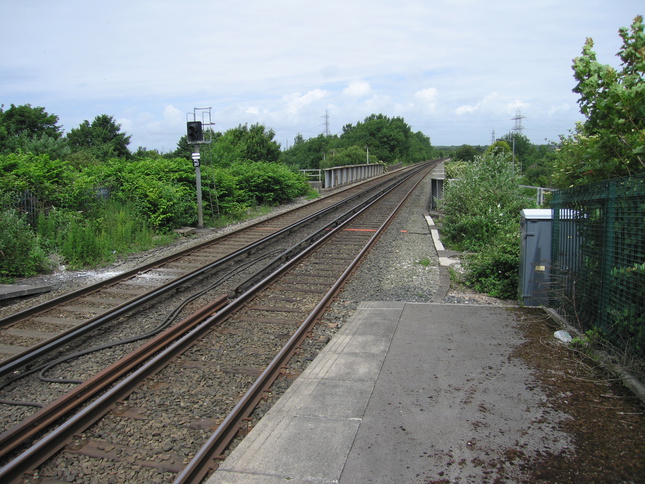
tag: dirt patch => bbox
[511,308,645,483]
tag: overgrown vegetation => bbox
[0,110,314,279]
[0,208,48,279]
[0,106,433,280]
[553,15,645,187]
[0,150,311,278]
[546,17,645,365]
[439,152,534,299]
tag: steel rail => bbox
[0,170,407,379]
[0,163,431,484]
[0,170,387,330]
[231,167,414,295]
[0,295,229,459]
[174,162,431,483]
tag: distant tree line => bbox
[280,114,434,171]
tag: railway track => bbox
[0,161,437,483]
[0,171,390,367]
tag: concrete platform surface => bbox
[0,284,52,301]
[207,301,571,484]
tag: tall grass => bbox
[0,209,48,281]
[37,201,175,269]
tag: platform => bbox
[0,284,52,301]
[207,301,571,483]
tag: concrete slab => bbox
[338,303,571,483]
[0,284,52,301]
[208,302,571,484]
[174,227,197,236]
[209,302,402,484]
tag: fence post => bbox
[600,180,617,332]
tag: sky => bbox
[1,1,642,153]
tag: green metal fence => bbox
[551,172,645,357]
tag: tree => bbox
[0,104,62,154]
[66,114,131,160]
[408,131,435,163]
[199,124,281,168]
[454,144,480,162]
[554,15,645,187]
[485,140,512,158]
[340,114,416,164]
[500,132,532,161]
[319,145,376,169]
[228,123,281,163]
[132,147,164,159]
[281,133,333,170]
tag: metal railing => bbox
[299,169,322,182]
[519,185,554,206]
[551,173,645,357]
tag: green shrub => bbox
[0,152,75,207]
[0,209,48,281]
[464,234,520,299]
[439,152,533,298]
[101,157,194,230]
[440,152,530,249]
[231,162,309,206]
[60,216,106,268]
[201,166,245,218]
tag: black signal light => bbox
[187,121,203,143]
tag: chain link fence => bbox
[551,173,645,358]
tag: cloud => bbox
[343,81,371,98]
[454,93,504,116]
[118,104,186,152]
[282,89,329,116]
[548,103,572,116]
[1,0,640,148]
[414,88,439,111]
[506,100,530,113]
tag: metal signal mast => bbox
[186,107,214,229]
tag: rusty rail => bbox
[0,161,435,483]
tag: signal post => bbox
[186,109,212,229]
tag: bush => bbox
[439,152,533,298]
[231,162,309,206]
[201,166,245,218]
[0,209,48,281]
[0,152,76,208]
[0,150,314,275]
[464,234,520,299]
[99,157,197,230]
[59,217,105,268]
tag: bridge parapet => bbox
[323,163,384,188]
